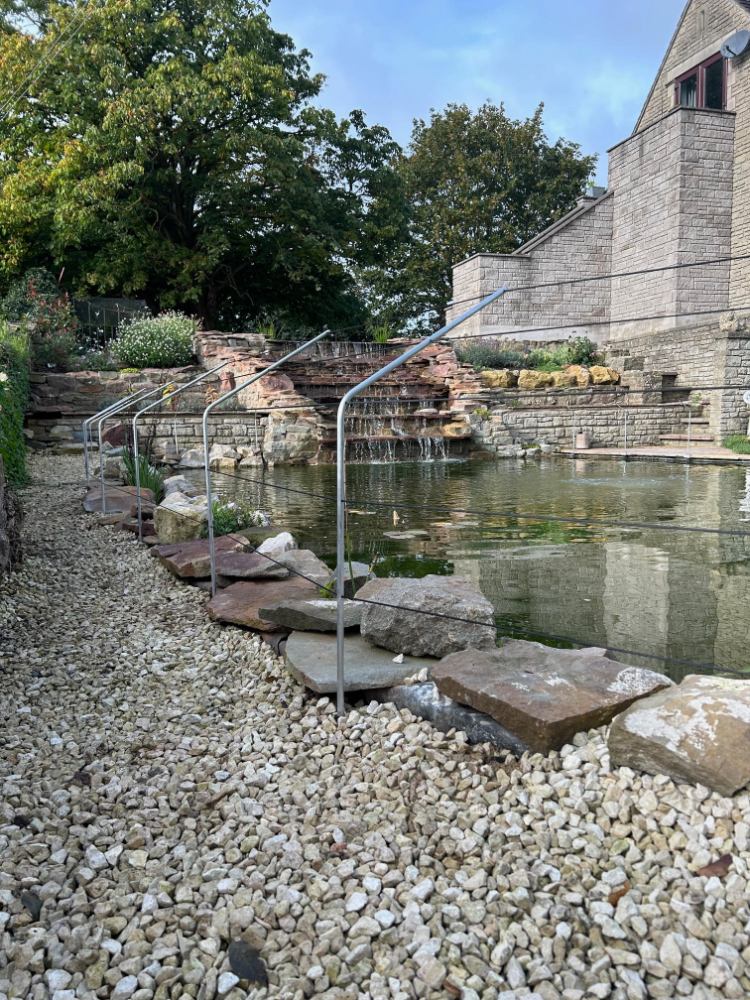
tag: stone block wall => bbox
[473,403,688,454]
[447,193,614,341]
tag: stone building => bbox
[448,0,750,437]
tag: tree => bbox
[0,0,399,329]
[371,102,596,330]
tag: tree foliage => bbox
[0,0,400,329]
[370,102,597,330]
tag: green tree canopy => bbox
[0,0,400,329]
[369,102,597,330]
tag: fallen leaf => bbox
[608,881,631,906]
[695,854,733,878]
[20,891,42,921]
[227,940,268,986]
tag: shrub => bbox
[455,339,527,371]
[68,348,116,372]
[565,336,601,366]
[121,448,166,502]
[456,335,602,374]
[206,498,270,537]
[1,268,79,369]
[724,434,750,455]
[369,323,395,344]
[112,311,196,368]
[0,323,31,485]
[1,268,59,323]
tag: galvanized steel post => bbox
[132,362,230,540]
[334,289,508,717]
[202,332,330,596]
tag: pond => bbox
[205,457,750,680]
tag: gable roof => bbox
[634,0,750,134]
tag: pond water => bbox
[205,458,750,680]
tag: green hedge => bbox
[112,311,196,368]
[0,323,31,485]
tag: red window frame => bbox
[674,53,726,110]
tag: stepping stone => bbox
[259,598,362,633]
[284,632,432,693]
[609,675,750,796]
[83,485,153,515]
[375,682,529,755]
[207,577,319,631]
[154,536,248,578]
[215,551,289,581]
[432,641,672,753]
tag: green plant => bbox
[565,336,601,366]
[112,312,196,368]
[473,406,491,420]
[724,434,750,455]
[121,448,166,502]
[0,323,31,485]
[455,339,527,371]
[68,348,116,372]
[0,268,59,322]
[206,498,270,537]
[369,323,394,344]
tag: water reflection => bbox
[203,458,750,678]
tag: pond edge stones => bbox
[284,632,433,693]
[609,674,750,796]
[357,575,496,659]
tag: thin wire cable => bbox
[71,478,749,677]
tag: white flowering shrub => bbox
[206,499,271,537]
[112,311,196,368]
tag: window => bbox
[675,55,726,110]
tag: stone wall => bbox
[0,457,22,574]
[448,193,613,342]
[473,403,688,454]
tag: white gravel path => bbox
[1,454,750,1000]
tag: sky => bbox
[268,0,688,183]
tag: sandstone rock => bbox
[177,448,206,469]
[284,632,432,693]
[326,560,376,597]
[207,576,319,630]
[551,370,578,388]
[259,598,362,633]
[257,532,296,559]
[432,641,672,752]
[590,365,621,385]
[566,365,593,387]
[209,444,239,472]
[215,550,289,581]
[155,535,249,578]
[518,370,554,390]
[609,675,750,796]
[442,416,472,439]
[481,369,517,389]
[83,485,153,515]
[275,549,333,587]
[163,474,199,498]
[357,575,496,658]
[262,410,320,465]
[153,491,208,543]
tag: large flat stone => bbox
[276,549,332,587]
[215,551,289,581]
[283,632,432,693]
[83,485,153,515]
[609,675,750,796]
[357,575,496,658]
[154,536,249,578]
[259,598,362,633]
[207,577,319,631]
[432,641,672,753]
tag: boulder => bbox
[284,632,432,693]
[481,369,517,389]
[325,561,376,598]
[432,641,671,753]
[518,370,554,390]
[441,417,472,439]
[608,675,750,796]
[551,370,578,388]
[155,535,248,578]
[83,485,153,515]
[590,365,621,385]
[277,549,332,587]
[207,577,319,631]
[357,575,496,659]
[209,443,239,472]
[215,550,289,581]
[257,532,297,559]
[259,598,362,633]
[566,365,593,387]
[153,491,208,543]
[163,474,199,498]
[177,448,206,469]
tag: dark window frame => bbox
[674,53,727,110]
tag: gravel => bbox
[1,454,749,1000]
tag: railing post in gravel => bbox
[84,391,152,484]
[202,331,330,597]
[334,288,508,717]
[95,381,177,513]
[133,362,231,541]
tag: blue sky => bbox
[268,0,687,183]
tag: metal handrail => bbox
[133,361,231,539]
[83,386,155,483]
[334,289,508,715]
[202,331,330,596]
[96,379,179,511]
